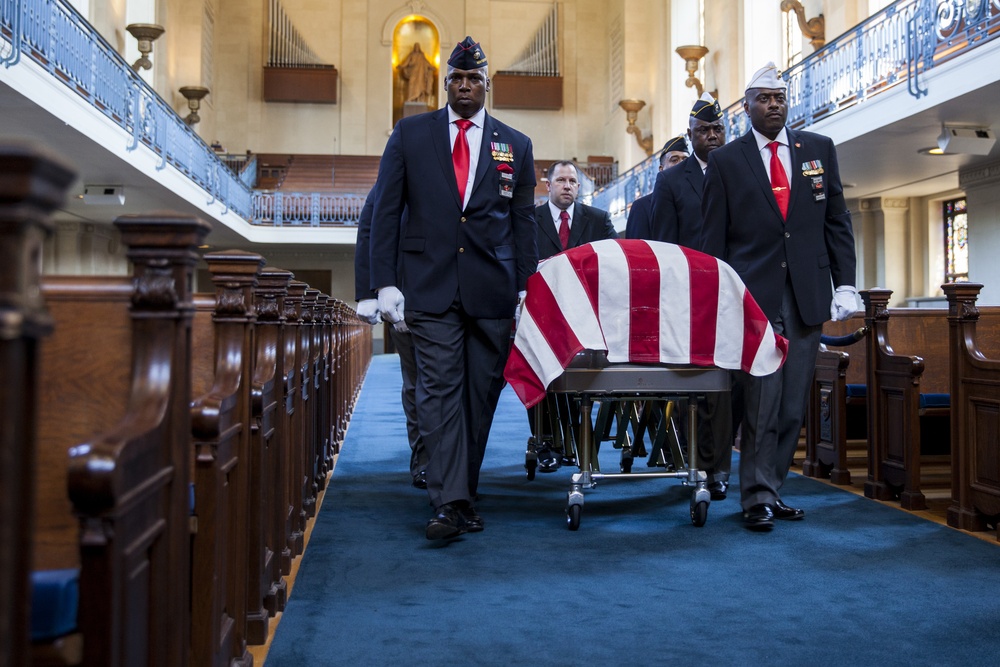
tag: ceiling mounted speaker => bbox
[82,185,125,205]
[937,126,996,155]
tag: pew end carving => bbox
[944,282,1000,540]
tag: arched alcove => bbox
[392,16,440,125]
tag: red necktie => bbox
[453,119,473,202]
[768,141,789,220]
[558,210,570,249]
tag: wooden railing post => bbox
[0,144,74,667]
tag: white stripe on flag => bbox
[653,243,693,364]
[593,240,632,362]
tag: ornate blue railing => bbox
[595,0,1000,218]
[252,192,366,226]
[0,0,256,220]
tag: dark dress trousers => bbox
[370,107,537,509]
[354,192,426,480]
[699,127,856,510]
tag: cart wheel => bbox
[525,458,536,481]
[690,500,709,527]
[566,504,581,531]
[620,457,633,474]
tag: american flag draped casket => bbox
[504,239,789,408]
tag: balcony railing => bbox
[252,192,366,226]
[594,0,1000,218]
[0,0,253,220]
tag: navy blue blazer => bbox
[699,128,856,326]
[643,155,705,247]
[535,201,617,261]
[353,191,377,301]
[370,107,537,318]
[624,194,653,241]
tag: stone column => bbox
[859,197,910,305]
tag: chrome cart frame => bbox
[547,351,731,530]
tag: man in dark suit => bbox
[370,37,537,540]
[631,93,733,500]
[530,160,617,472]
[699,62,858,531]
[354,189,427,490]
[624,136,688,241]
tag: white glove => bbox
[377,286,405,327]
[356,298,381,325]
[392,319,409,334]
[514,291,526,331]
[830,285,858,321]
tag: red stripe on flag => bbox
[683,246,719,366]
[620,240,661,362]
[568,243,601,316]
[526,273,584,365]
[504,344,546,407]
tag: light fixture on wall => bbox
[618,99,653,157]
[780,0,826,50]
[125,23,165,72]
[675,45,709,97]
[179,86,210,126]
[937,124,996,155]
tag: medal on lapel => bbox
[491,141,514,162]
[801,159,824,176]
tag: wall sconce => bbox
[780,0,826,50]
[618,99,653,157]
[125,23,165,72]
[179,86,210,126]
[675,45,709,97]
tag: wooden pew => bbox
[803,313,867,484]
[861,290,953,509]
[944,283,1000,540]
[301,287,322,521]
[1,144,76,667]
[43,214,209,667]
[189,250,263,667]
[859,290,1000,510]
[284,280,309,558]
[253,267,294,620]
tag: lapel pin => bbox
[795,142,801,148]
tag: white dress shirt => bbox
[751,127,792,194]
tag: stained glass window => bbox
[944,198,968,283]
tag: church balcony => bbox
[595,0,1000,229]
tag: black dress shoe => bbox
[742,503,774,531]
[458,503,484,532]
[773,499,805,520]
[708,480,728,501]
[425,503,467,540]
[412,470,427,489]
[537,446,561,473]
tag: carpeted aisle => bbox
[266,354,1000,666]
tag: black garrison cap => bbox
[447,36,488,69]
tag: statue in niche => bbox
[398,43,437,104]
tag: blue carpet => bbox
[266,355,1000,666]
